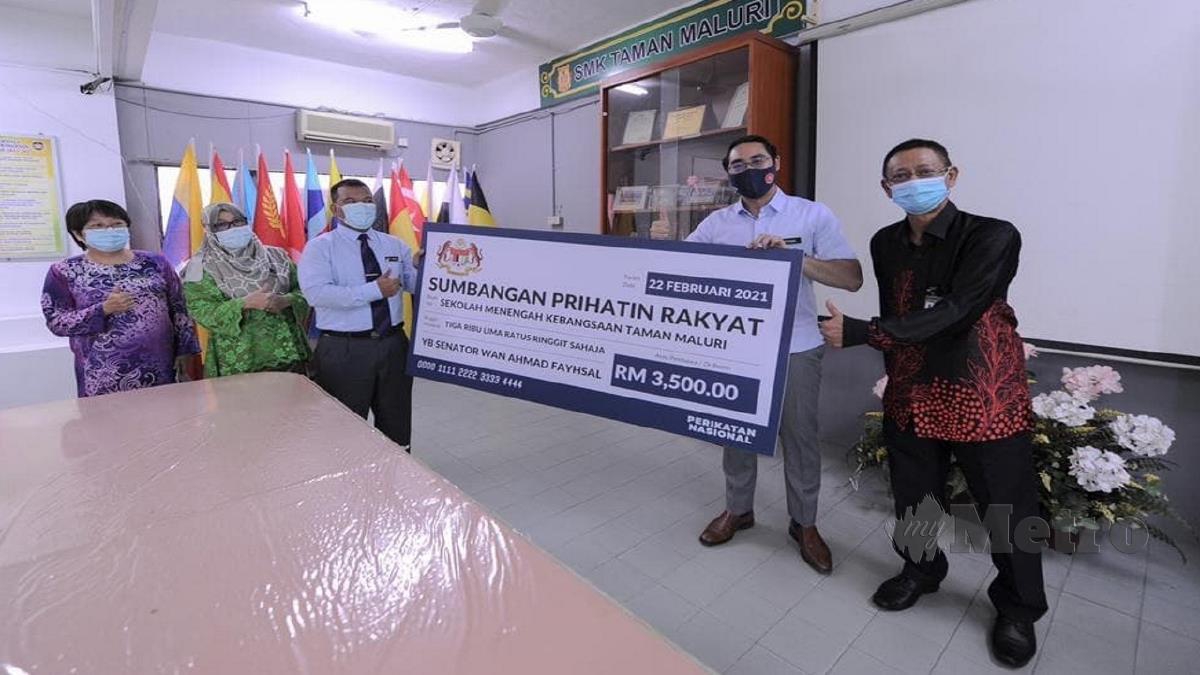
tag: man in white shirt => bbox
[299,179,418,450]
[688,135,862,573]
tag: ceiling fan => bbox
[402,0,565,53]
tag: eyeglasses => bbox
[727,154,774,175]
[885,167,952,186]
[211,218,248,232]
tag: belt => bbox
[322,324,403,339]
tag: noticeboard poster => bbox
[0,134,65,259]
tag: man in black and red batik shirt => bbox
[820,139,1047,669]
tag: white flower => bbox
[1023,342,1039,360]
[1068,446,1131,493]
[1032,390,1096,427]
[1061,365,1123,402]
[872,376,888,399]
[1110,414,1175,457]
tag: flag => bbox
[462,166,472,211]
[449,166,468,224]
[232,148,257,227]
[398,163,427,247]
[388,163,420,337]
[253,148,288,249]
[281,150,306,260]
[466,167,496,227]
[435,170,449,224]
[326,148,342,228]
[209,145,232,206]
[438,166,467,224]
[421,163,434,226]
[163,140,203,267]
[162,140,206,373]
[371,158,388,232]
[304,149,326,240]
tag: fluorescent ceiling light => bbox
[302,0,473,54]
[615,83,649,96]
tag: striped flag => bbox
[422,163,434,227]
[163,140,203,267]
[326,148,342,229]
[209,145,232,206]
[398,163,426,246]
[466,167,496,227]
[304,149,325,240]
[371,158,388,232]
[388,163,420,336]
[231,148,257,227]
[449,166,468,224]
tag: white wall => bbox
[473,67,544,125]
[0,64,127,407]
[815,0,1200,356]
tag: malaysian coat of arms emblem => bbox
[435,238,484,276]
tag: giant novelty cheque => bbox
[408,224,801,455]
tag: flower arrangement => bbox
[849,346,1191,558]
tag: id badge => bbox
[923,286,943,309]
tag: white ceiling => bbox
[0,0,90,15]
[151,0,694,86]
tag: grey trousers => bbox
[725,346,824,526]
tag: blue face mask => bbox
[340,202,376,231]
[890,175,950,215]
[84,228,130,252]
[215,225,254,250]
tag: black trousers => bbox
[884,420,1048,622]
[313,332,413,448]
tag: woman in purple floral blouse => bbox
[41,200,201,397]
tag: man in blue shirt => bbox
[299,179,419,450]
[688,135,862,574]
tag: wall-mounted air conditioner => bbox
[296,110,397,150]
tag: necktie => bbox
[359,233,392,334]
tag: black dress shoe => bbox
[991,615,1036,668]
[871,573,939,611]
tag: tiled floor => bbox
[411,380,1200,675]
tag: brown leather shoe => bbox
[789,521,833,574]
[699,510,755,547]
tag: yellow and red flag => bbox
[388,163,421,336]
[209,145,233,206]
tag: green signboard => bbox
[538,0,813,108]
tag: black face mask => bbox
[730,166,776,199]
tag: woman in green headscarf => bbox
[183,202,310,377]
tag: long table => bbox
[0,373,709,674]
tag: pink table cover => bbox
[0,373,709,674]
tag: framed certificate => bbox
[662,105,706,139]
[722,82,750,128]
[614,185,649,211]
[622,110,657,145]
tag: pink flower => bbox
[872,375,888,399]
[1023,342,1039,360]
[1061,365,1123,402]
